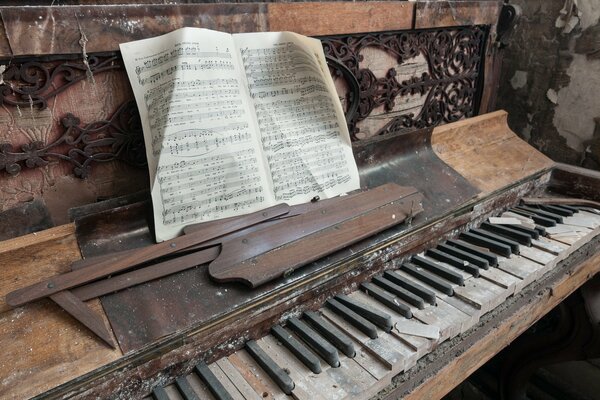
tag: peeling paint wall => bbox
[498,0,600,169]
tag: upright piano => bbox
[1,2,599,400]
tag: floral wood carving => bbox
[0,101,145,178]
[321,26,487,140]
[0,54,122,109]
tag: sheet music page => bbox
[234,32,360,205]
[120,28,275,241]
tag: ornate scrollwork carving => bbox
[0,101,145,178]
[0,54,122,109]
[321,26,487,139]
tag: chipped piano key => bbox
[271,325,321,374]
[335,294,393,332]
[326,298,379,339]
[287,317,340,368]
[304,311,356,357]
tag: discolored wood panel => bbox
[431,110,554,194]
[0,225,121,400]
[0,4,264,56]
[415,0,502,29]
[268,2,413,36]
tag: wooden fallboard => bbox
[432,110,554,194]
[0,111,557,399]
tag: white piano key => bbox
[207,363,248,400]
[227,350,288,400]
[426,259,508,313]
[390,269,479,334]
[478,265,520,296]
[216,358,262,400]
[393,320,440,340]
[563,214,599,229]
[323,352,378,399]
[320,307,408,372]
[255,336,328,400]
[351,290,434,358]
[489,217,528,226]
[496,255,544,291]
[519,245,556,266]
[501,211,536,227]
[185,374,218,400]
[531,237,568,255]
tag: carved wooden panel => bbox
[323,26,488,140]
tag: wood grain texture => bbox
[0,2,413,57]
[398,242,600,400]
[0,226,121,400]
[431,110,554,194]
[267,2,413,36]
[415,0,502,29]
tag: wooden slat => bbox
[267,2,413,35]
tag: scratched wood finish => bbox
[431,110,555,194]
[415,0,502,29]
[0,225,122,400]
[267,2,413,36]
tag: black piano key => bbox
[383,270,438,304]
[459,231,512,257]
[411,255,465,285]
[271,325,321,374]
[194,362,234,400]
[516,206,563,223]
[445,239,498,266]
[335,294,393,332]
[436,243,490,269]
[399,263,454,296]
[361,281,415,316]
[175,377,200,400]
[555,204,579,213]
[152,387,170,400]
[304,311,356,357]
[425,248,480,277]
[368,276,423,311]
[246,340,295,395]
[538,205,574,216]
[534,224,547,236]
[470,228,521,254]
[496,223,540,240]
[287,317,340,367]
[326,299,379,339]
[480,222,532,246]
[510,208,556,227]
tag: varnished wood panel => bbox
[431,110,554,194]
[415,0,502,29]
[268,2,413,36]
[0,225,121,400]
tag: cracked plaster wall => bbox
[497,0,600,169]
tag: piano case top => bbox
[1,2,598,400]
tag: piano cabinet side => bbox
[0,225,122,400]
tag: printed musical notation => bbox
[158,148,265,226]
[240,39,355,202]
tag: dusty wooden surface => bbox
[431,110,555,194]
[0,225,122,400]
[415,0,502,29]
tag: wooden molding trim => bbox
[0,1,503,57]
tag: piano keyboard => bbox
[147,205,600,400]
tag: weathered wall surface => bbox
[497,0,600,169]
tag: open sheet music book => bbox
[120,28,360,242]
